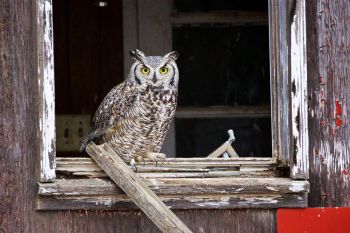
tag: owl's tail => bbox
[79,137,90,153]
[79,130,103,153]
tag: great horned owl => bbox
[80,49,179,164]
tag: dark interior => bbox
[53,0,124,116]
[173,0,271,157]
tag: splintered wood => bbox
[86,143,192,233]
[56,156,277,179]
[38,148,309,211]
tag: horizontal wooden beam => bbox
[38,178,309,196]
[57,157,276,167]
[37,193,308,210]
[55,157,278,178]
[171,11,268,25]
[175,106,271,119]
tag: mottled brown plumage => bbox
[80,49,179,163]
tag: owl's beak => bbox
[152,73,157,83]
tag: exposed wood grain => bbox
[66,171,241,179]
[171,11,268,25]
[86,143,192,233]
[37,193,308,210]
[269,0,293,167]
[307,0,350,206]
[207,142,239,158]
[37,0,56,182]
[38,178,309,196]
[55,156,278,178]
[57,156,275,166]
[0,0,42,231]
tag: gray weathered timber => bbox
[86,143,193,233]
[307,0,350,206]
[55,156,278,178]
[37,193,308,210]
[37,177,308,210]
[38,178,309,196]
[56,156,276,166]
[269,0,293,167]
[37,0,56,182]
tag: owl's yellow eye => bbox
[141,67,150,75]
[159,67,168,74]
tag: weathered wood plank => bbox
[38,178,309,196]
[67,171,241,179]
[37,193,308,210]
[57,156,276,165]
[37,0,56,182]
[269,0,293,167]
[86,143,192,233]
[307,0,350,206]
[56,156,278,178]
[290,0,309,179]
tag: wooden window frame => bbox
[36,0,309,210]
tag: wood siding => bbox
[307,0,350,206]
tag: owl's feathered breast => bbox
[91,80,177,161]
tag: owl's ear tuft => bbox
[129,49,146,62]
[164,51,180,62]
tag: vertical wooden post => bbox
[37,0,56,182]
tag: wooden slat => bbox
[38,178,309,196]
[86,143,192,233]
[268,0,294,167]
[68,171,241,179]
[37,193,308,210]
[57,156,275,165]
[290,0,309,179]
[37,0,56,182]
[171,11,268,25]
[56,156,277,178]
[175,106,271,119]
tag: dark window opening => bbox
[53,0,124,156]
[172,0,271,157]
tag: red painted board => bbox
[278,208,350,233]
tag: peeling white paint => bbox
[38,0,56,182]
[239,196,279,205]
[94,199,113,207]
[266,186,278,192]
[38,187,57,195]
[289,181,309,193]
[291,0,309,179]
[197,201,230,208]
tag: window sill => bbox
[37,177,309,210]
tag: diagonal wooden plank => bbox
[86,142,192,233]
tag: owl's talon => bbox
[130,158,138,172]
[146,152,166,167]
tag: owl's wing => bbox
[80,81,137,152]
